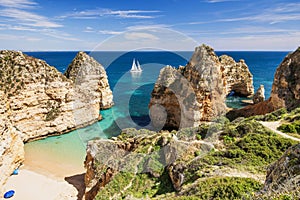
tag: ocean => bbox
[23,51,289,171]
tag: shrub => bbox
[278,124,297,134]
[179,177,262,200]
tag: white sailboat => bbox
[130,58,142,72]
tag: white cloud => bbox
[0,8,62,28]
[126,24,171,31]
[98,30,123,35]
[0,0,37,9]
[124,32,159,41]
[60,9,161,19]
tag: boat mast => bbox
[136,60,142,71]
[131,58,137,71]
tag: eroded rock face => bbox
[253,85,265,104]
[149,44,254,129]
[0,50,113,141]
[269,47,300,110]
[262,144,300,194]
[220,55,254,97]
[0,91,24,193]
[65,52,113,109]
[227,47,300,119]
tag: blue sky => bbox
[0,0,299,51]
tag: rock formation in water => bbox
[65,52,113,109]
[253,85,265,104]
[220,55,254,96]
[0,91,24,192]
[0,50,113,142]
[262,143,300,195]
[227,47,300,119]
[149,44,254,129]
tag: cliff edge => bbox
[0,50,113,142]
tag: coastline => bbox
[2,168,82,200]
[2,143,86,200]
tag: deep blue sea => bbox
[24,51,289,169]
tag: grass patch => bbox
[179,177,262,200]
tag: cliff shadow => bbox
[65,173,86,200]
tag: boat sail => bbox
[130,58,142,72]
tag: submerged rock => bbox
[253,85,265,104]
[149,44,254,129]
[0,50,113,141]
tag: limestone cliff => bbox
[149,44,254,129]
[0,50,113,141]
[227,47,300,119]
[65,52,113,109]
[0,91,24,193]
[220,55,254,97]
[262,143,300,194]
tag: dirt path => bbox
[260,121,300,142]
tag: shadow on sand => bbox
[65,173,86,200]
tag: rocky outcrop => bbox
[253,85,265,104]
[65,52,113,109]
[84,128,213,199]
[220,55,254,96]
[227,47,300,119]
[0,50,113,141]
[262,144,300,194]
[0,91,24,193]
[149,44,254,129]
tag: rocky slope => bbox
[0,91,24,193]
[262,143,300,195]
[228,47,300,119]
[149,44,254,129]
[0,50,113,141]
[65,51,113,109]
[84,112,297,199]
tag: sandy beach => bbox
[2,144,86,200]
[2,168,80,200]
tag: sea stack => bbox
[227,47,300,119]
[253,85,265,104]
[65,51,113,109]
[0,50,113,142]
[149,44,254,129]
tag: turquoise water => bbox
[24,51,289,168]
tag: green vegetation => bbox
[45,100,61,121]
[92,109,299,199]
[254,108,287,121]
[274,107,300,138]
[179,177,262,200]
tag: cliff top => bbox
[0,50,69,96]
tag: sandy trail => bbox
[260,121,300,142]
